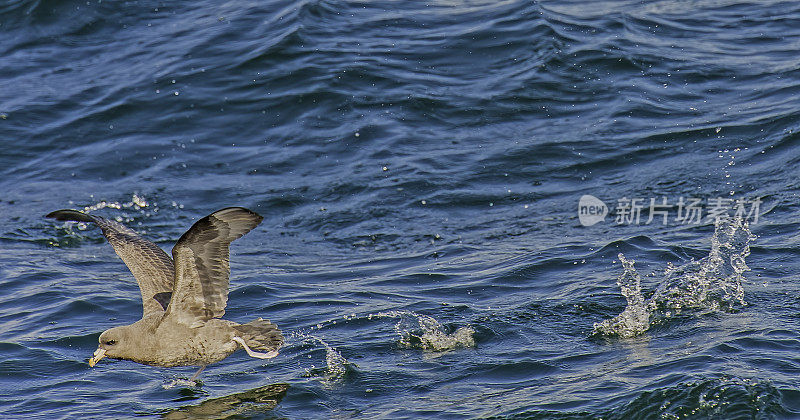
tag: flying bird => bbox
[46,207,283,381]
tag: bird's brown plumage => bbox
[46,209,174,316]
[46,207,282,373]
[166,207,263,327]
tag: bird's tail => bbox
[233,318,283,352]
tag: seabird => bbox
[46,207,283,381]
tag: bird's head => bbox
[89,326,134,367]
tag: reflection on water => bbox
[160,383,289,419]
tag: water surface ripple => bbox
[2,0,800,418]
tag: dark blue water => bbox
[2,0,800,418]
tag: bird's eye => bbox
[105,340,117,346]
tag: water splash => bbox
[594,216,754,338]
[291,332,349,383]
[651,216,751,315]
[285,310,473,383]
[592,254,651,337]
[47,193,179,247]
[314,336,348,382]
[82,192,150,214]
[371,310,475,351]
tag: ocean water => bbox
[2,0,800,418]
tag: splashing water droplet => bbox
[290,332,349,383]
[594,216,753,338]
[375,310,475,351]
[592,254,650,338]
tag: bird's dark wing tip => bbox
[153,292,172,310]
[46,209,95,223]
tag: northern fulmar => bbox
[46,207,283,381]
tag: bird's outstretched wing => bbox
[165,207,263,327]
[46,209,175,317]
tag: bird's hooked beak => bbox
[89,348,106,367]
